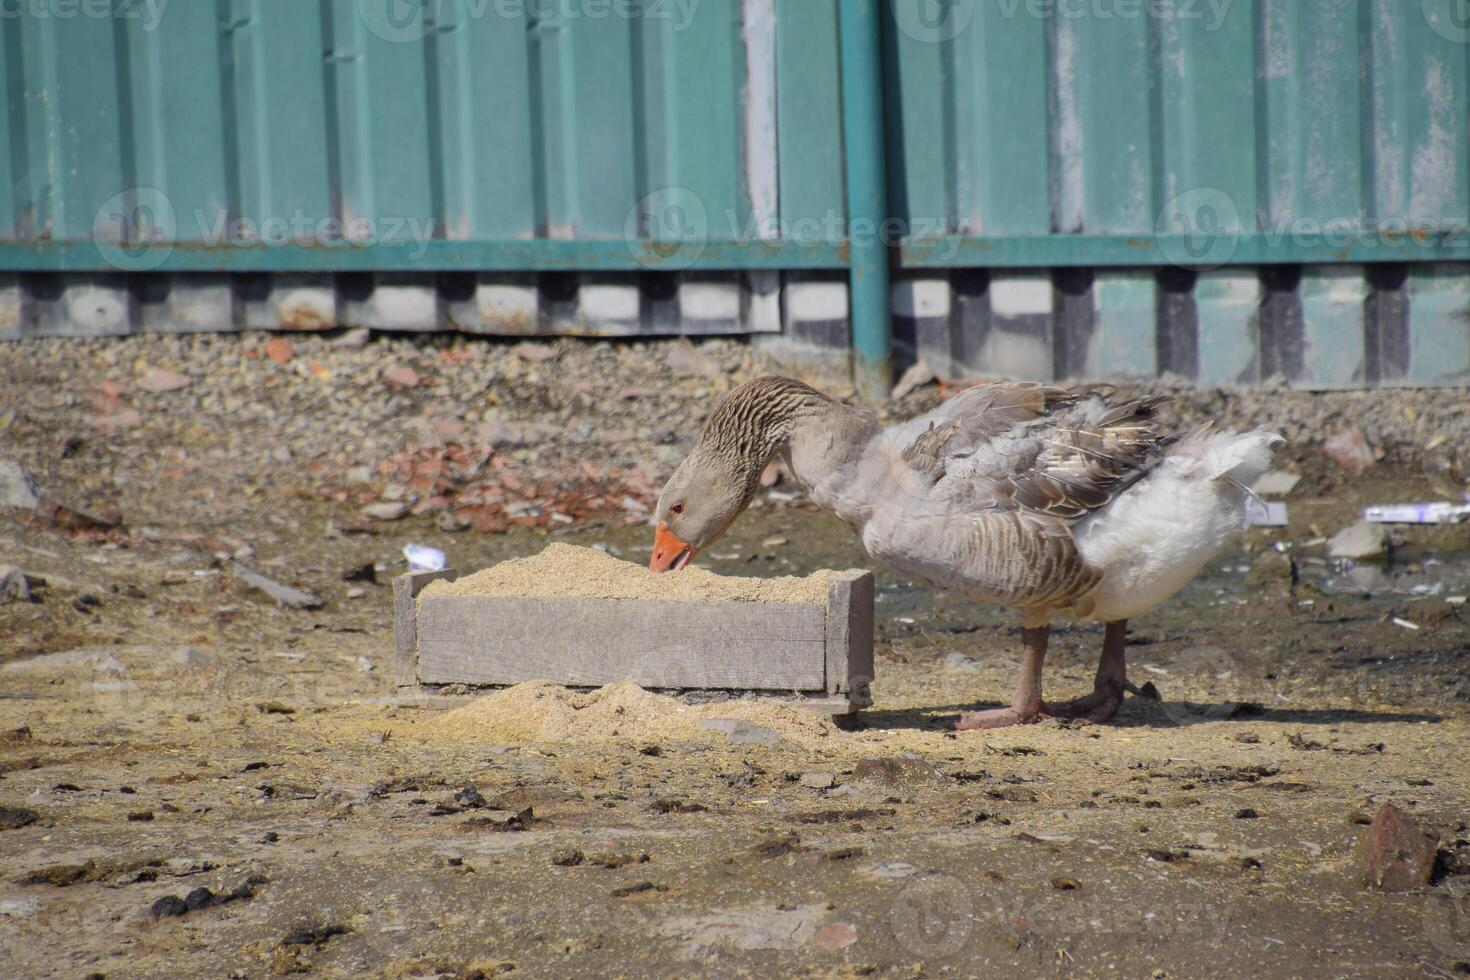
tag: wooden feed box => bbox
[393,568,875,713]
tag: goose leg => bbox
[1048,620,1132,724]
[955,626,1050,730]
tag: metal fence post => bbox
[838,0,893,399]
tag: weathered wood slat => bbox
[393,569,459,688]
[415,594,828,691]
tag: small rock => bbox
[1234,808,1260,820]
[0,461,40,509]
[1328,521,1389,560]
[512,341,561,363]
[264,337,293,365]
[90,409,143,433]
[800,772,836,790]
[332,328,371,349]
[1050,876,1082,891]
[0,805,39,830]
[281,922,350,946]
[698,719,781,745]
[437,511,471,533]
[462,807,535,832]
[853,755,943,786]
[362,502,410,522]
[127,811,154,822]
[383,365,422,388]
[665,338,721,378]
[150,895,188,919]
[228,562,323,610]
[1362,803,1439,892]
[454,785,487,810]
[610,880,664,899]
[550,849,584,867]
[944,652,981,671]
[139,367,192,393]
[809,921,858,952]
[0,566,42,605]
[184,886,215,910]
[1323,428,1375,477]
[651,798,707,815]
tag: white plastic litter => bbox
[1363,502,1470,524]
[1245,498,1289,527]
[404,543,447,572]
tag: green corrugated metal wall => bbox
[1,0,1469,387]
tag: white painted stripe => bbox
[892,279,951,318]
[746,271,782,333]
[741,0,779,241]
[579,284,641,322]
[785,281,849,321]
[679,282,742,321]
[989,275,1053,318]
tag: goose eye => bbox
[670,502,684,516]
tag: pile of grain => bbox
[409,679,835,746]
[423,543,832,604]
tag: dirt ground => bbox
[2,332,1469,979]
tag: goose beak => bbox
[650,522,696,573]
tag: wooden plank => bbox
[415,595,827,691]
[393,569,459,688]
[825,569,875,707]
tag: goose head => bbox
[649,447,756,572]
[649,376,837,573]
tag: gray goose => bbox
[650,376,1279,729]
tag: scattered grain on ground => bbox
[405,679,836,746]
[423,543,833,604]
